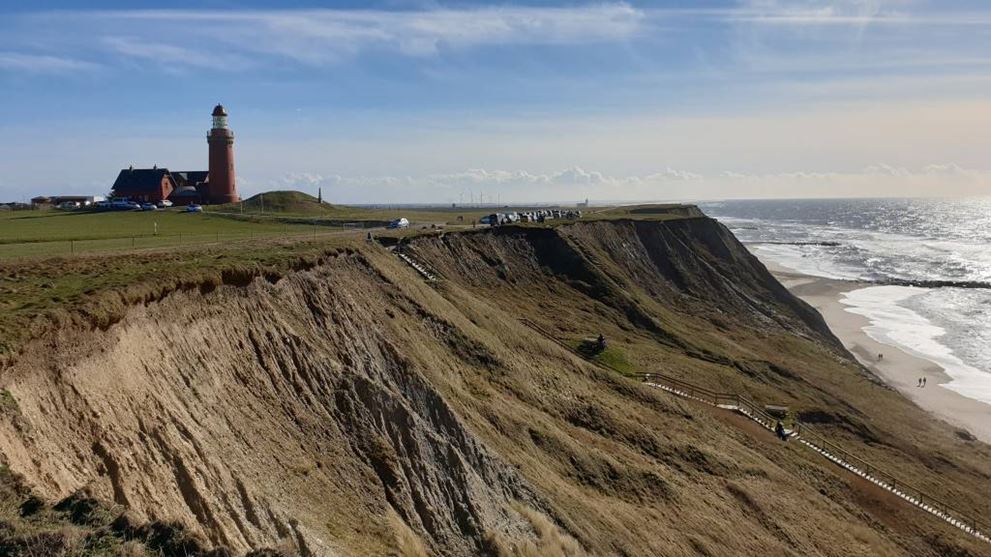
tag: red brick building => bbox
[111,167,176,203]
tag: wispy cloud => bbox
[685,1,991,26]
[0,51,98,74]
[1,2,984,75]
[100,37,251,72]
[7,5,645,70]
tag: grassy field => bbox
[0,191,617,258]
[0,208,350,259]
[0,208,320,242]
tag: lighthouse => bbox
[207,104,239,204]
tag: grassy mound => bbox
[225,191,336,216]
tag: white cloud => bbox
[921,162,972,176]
[863,163,911,177]
[266,162,991,204]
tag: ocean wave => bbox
[879,278,991,290]
[841,286,991,405]
[708,199,991,408]
[760,241,842,247]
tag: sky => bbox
[1,0,990,204]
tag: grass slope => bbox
[401,219,991,554]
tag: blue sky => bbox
[2,0,991,203]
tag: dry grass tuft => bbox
[390,510,429,557]
[486,504,586,557]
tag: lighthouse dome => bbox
[212,104,227,117]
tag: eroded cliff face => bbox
[0,254,548,555]
[1,218,989,556]
[404,218,841,362]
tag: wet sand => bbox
[766,260,991,444]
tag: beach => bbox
[765,260,991,444]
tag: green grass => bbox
[0,209,343,259]
[570,338,635,375]
[592,346,635,375]
[0,209,326,242]
[586,204,704,221]
[0,389,16,414]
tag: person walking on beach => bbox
[917,378,922,387]
[922,376,927,388]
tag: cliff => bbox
[0,216,988,556]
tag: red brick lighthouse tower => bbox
[207,104,239,204]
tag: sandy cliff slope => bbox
[1,217,989,556]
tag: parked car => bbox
[56,201,78,210]
[94,200,110,209]
[110,200,135,210]
[387,217,409,229]
[185,204,203,213]
[140,203,157,211]
[156,200,174,208]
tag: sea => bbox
[699,198,991,406]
